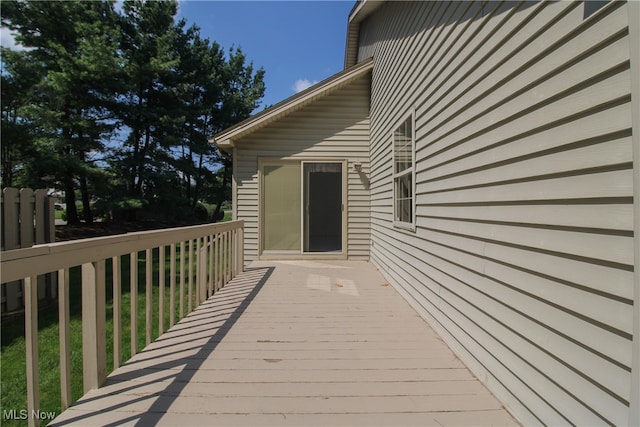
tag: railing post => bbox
[230,229,236,279]
[188,240,193,312]
[130,252,138,356]
[237,226,244,274]
[179,241,185,319]
[226,230,235,283]
[113,256,122,369]
[58,269,71,410]
[170,243,176,328]
[145,249,152,346]
[198,237,207,303]
[195,237,202,306]
[82,261,106,393]
[159,245,165,335]
[24,275,40,427]
[228,230,233,282]
[222,232,228,288]
[214,234,220,293]
[208,235,214,297]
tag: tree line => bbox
[1,0,265,224]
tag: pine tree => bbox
[2,0,121,223]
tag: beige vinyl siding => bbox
[359,1,635,425]
[234,76,370,261]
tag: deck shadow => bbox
[48,266,274,427]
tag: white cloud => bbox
[292,78,318,93]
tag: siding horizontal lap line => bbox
[420,204,633,234]
[419,215,633,238]
[418,173,633,211]
[420,128,632,184]
[418,162,633,196]
[420,196,634,207]
[419,224,633,272]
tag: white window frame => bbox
[392,110,416,231]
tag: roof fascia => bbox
[211,57,373,150]
[344,0,384,68]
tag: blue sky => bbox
[176,1,354,109]
[1,1,355,111]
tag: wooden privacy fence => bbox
[1,188,56,313]
[1,220,244,427]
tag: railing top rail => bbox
[1,220,244,283]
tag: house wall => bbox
[233,76,371,261]
[358,1,636,425]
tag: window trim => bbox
[392,110,416,231]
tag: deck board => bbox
[49,260,519,426]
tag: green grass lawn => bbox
[1,245,212,426]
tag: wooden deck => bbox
[50,260,519,426]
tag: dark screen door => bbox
[304,163,342,252]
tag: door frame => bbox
[258,157,348,260]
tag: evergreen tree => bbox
[2,0,121,223]
[0,48,40,188]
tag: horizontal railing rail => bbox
[0,220,244,427]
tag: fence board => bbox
[1,188,56,313]
[3,188,21,311]
[2,188,19,249]
[34,189,46,244]
[20,189,34,247]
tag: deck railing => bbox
[0,220,244,427]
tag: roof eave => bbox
[214,138,234,153]
[344,0,384,68]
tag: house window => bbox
[393,112,415,229]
